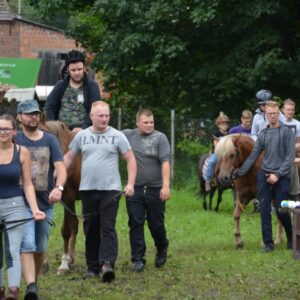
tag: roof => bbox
[0,0,14,21]
[0,0,64,33]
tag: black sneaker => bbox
[132,260,144,272]
[262,244,274,253]
[155,245,168,268]
[101,262,115,283]
[82,271,98,280]
[24,282,38,300]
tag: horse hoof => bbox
[57,268,70,275]
[274,237,283,245]
[203,203,207,210]
[235,241,244,249]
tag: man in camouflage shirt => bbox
[46,50,100,134]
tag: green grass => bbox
[19,188,300,299]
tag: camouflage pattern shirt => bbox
[58,85,85,128]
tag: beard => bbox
[22,123,39,132]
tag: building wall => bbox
[0,19,79,59]
[0,21,21,57]
[19,21,78,58]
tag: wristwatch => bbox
[56,185,64,192]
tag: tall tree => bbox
[28,0,300,119]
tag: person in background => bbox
[282,98,300,201]
[15,100,67,300]
[0,114,45,300]
[123,108,171,272]
[204,112,230,192]
[64,101,136,283]
[251,89,285,141]
[233,101,294,252]
[45,49,101,134]
[229,110,253,135]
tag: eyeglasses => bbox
[259,103,266,106]
[0,128,14,133]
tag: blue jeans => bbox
[20,206,54,253]
[204,153,218,182]
[126,186,168,262]
[257,170,292,246]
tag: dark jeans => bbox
[126,186,168,262]
[80,190,120,273]
[257,170,293,246]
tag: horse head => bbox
[215,134,253,186]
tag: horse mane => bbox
[214,134,253,160]
[42,121,73,154]
[214,134,235,159]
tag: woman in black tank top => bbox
[0,114,45,299]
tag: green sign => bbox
[0,57,42,88]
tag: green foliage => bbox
[177,137,210,159]
[20,189,300,299]
[26,0,300,119]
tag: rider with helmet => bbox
[204,112,230,192]
[46,49,101,134]
[251,89,285,141]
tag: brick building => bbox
[0,0,82,85]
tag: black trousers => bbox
[80,190,120,273]
[126,186,168,262]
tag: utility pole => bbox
[18,0,21,16]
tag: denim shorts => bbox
[20,206,54,253]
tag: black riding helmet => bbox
[256,89,272,104]
[65,50,85,66]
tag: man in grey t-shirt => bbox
[64,101,136,282]
[123,108,171,272]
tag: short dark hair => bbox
[136,108,153,121]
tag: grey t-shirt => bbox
[70,126,131,191]
[123,128,171,187]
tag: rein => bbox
[58,191,124,220]
[0,217,55,233]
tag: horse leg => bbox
[274,218,283,245]
[209,187,217,210]
[67,214,78,265]
[202,191,207,210]
[233,204,244,249]
[214,189,222,212]
[57,205,79,275]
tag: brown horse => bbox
[40,120,81,274]
[214,134,264,248]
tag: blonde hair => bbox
[265,101,279,109]
[283,98,295,107]
[91,101,109,112]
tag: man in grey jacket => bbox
[234,101,294,252]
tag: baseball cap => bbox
[17,99,41,114]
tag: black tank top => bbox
[0,144,23,198]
